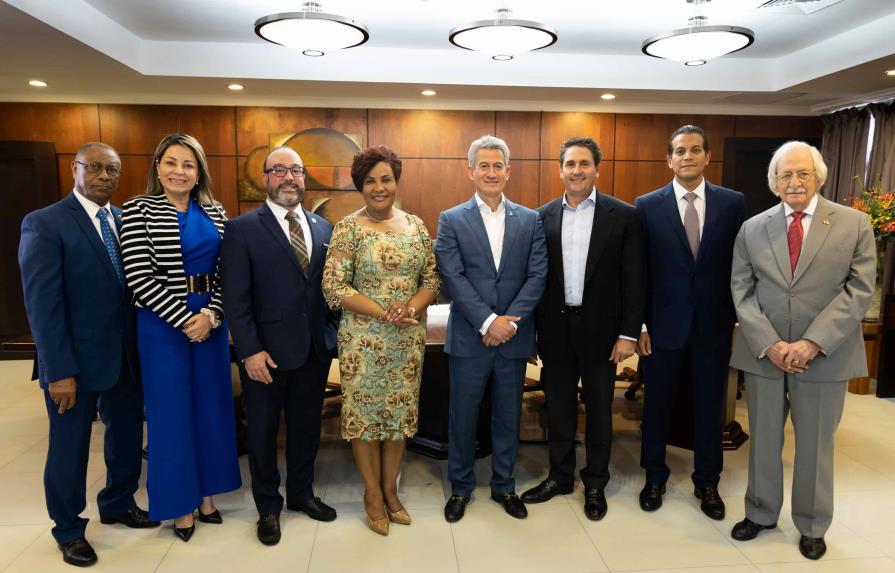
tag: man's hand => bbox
[610,339,637,364]
[245,351,278,384]
[766,341,804,373]
[636,331,652,356]
[783,339,821,371]
[48,377,77,414]
[486,315,520,345]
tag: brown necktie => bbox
[683,192,700,260]
[787,211,805,276]
[285,211,309,274]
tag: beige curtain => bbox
[866,101,895,193]
[820,107,871,203]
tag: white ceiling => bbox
[2,0,894,114]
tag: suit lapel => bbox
[304,208,326,276]
[462,197,497,275]
[200,203,226,238]
[497,199,520,279]
[584,192,614,285]
[542,200,565,291]
[792,197,834,286]
[259,203,302,274]
[66,193,121,288]
[765,204,792,282]
[696,182,721,266]
[660,185,694,265]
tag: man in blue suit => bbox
[435,135,548,523]
[221,146,339,546]
[18,142,159,568]
[635,125,746,520]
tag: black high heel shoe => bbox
[174,522,195,542]
[197,508,223,524]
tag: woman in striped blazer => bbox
[120,133,240,542]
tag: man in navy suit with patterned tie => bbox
[435,135,548,523]
[19,142,158,568]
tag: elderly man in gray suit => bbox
[729,140,876,560]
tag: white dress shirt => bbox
[561,189,596,306]
[266,198,313,253]
[672,177,706,239]
[783,192,818,239]
[73,188,118,241]
[474,193,513,336]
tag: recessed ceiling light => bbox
[601,93,616,100]
[228,83,244,91]
[886,69,895,77]
[29,80,47,87]
[421,89,436,96]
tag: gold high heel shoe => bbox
[386,506,412,525]
[366,511,389,536]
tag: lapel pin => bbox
[311,217,317,224]
[823,219,830,225]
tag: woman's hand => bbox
[182,313,212,342]
[382,300,410,323]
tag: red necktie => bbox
[787,211,805,276]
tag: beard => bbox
[267,181,304,208]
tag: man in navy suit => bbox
[435,135,548,523]
[635,125,746,520]
[221,146,339,546]
[19,142,159,568]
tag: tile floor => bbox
[1,359,894,573]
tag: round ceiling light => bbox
[601,93,616,100]
[642,1,754,65]
[228,83,244,91]
[450,9,557,61]
[29,80,47,87]
[421,89,437,96]
[255,2,369,57]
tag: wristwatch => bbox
[199,307,222,329]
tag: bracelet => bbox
[199,308,221,329]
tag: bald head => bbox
[263,146,305,209]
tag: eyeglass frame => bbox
[74,160,122,177]
[775,170,816,184]
[264,165,306,177]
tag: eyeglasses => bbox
[75,160,121,177]
[264,165,305,177]
[776,170,815,184]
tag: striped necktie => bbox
[285,211,309,274]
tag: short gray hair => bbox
[467,135,510,167]
[766,140,828,195]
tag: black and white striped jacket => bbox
[120,194,226,329]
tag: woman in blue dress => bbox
[120,133,241,542]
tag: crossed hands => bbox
[181,312,212,342]
[483,315,521,347]
[381,301,420,329]
[766,339,821,374]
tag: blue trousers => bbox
[43,362,143,543]
[137,308,241,521]
[448,353,526,497]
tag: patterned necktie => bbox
[787,211,805,276]
[285,211,310,274]
[683,191,700,260]
[96,208,125,285]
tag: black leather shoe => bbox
[491,492,528,519]
[58,538,97,567]
[444,495,468,523]
[197,508,223,524]
[799,535,826,560]
[100,506,160,529]
[639,482,666,512]
[521,479,573,503]
[731,517,777,541]
[694,485,725,520]
[584,488,607,521]
[287,496,337,522]
[257,515,281,546]
[174,523,195,543]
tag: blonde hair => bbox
[145,133,215,205]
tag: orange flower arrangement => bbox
[846,175,895,241]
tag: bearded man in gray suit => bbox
[728,141,876,560]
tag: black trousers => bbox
[640,338,729,488]
[43,363,143,543]
[241,353,330,517]
[540,312,616,490]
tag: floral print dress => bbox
[322,213,440,440]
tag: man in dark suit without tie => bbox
[18,142,159,568]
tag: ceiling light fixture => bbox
[29,80,47,87]
[421,89,437,96]
[228,83,244,91]
[642,0,754,66]
[255,2,369,57]
[450,8,557,61]
[886,69,895,77]
[601,93,616,100]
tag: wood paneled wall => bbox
[0,102,822,233]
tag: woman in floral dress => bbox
[322,145,440,535]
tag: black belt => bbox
[185,274,214,294]
[561,305,582,315]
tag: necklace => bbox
[364,207,396,222]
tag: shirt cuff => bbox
[480,313,498,336]
[509,321,518,330]
[619,335,637,342]
[641,323,648,333]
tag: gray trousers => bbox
[743,372,846,538]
